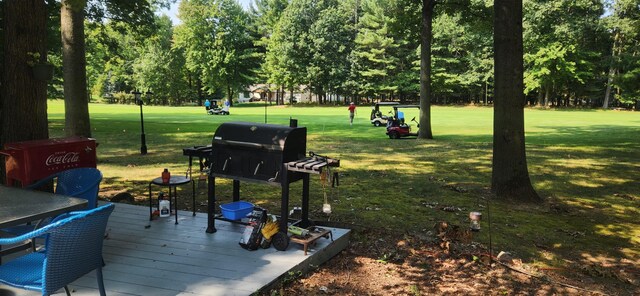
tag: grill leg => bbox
[280,168,290,234]
[173,186,178,225]
[148,182,153,221]
[192,179,196,216]
[206,175,217,233]
[301,174,310,227]
[233,180,240,202]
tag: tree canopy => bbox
[3,0,638,108]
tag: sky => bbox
[159,0,253,25]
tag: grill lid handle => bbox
[254,161,263,176]
[222,157,230,171]
[267,170,279,183]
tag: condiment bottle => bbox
[162,168,170,183]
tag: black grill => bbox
[210,122,306,183]
[197,121,340,246]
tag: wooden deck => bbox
[0,203,350,296]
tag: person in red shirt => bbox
[348,102,357,126]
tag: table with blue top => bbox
[148,175,195,225]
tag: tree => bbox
[418,0,436,139]
[603,0,640,108]
[1,0,50,182]
[133,16,192,105]
[61,0,164,136]
[266,0,330,104]
[431,3,493,105]
[61,0,91,137]
[492,0,540,202]
[523,43,587,106]
[1,0,50,144]
[308,3,356,102]
[386,0,421,102]
[523,0,606,107]
[177,0,258,104]
[250,0,288,104]
[351,0,398,98]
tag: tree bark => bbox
[418,0,434,139]
[61,0,91,137]
[603,31,622,109]
[1,0,49,182]
[492,0,541,202]
[290,88,294,105]
[1,1,49,141]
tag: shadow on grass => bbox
[78,115,640,293]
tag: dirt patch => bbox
[260,228,638,296]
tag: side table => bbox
[148,175,195,224]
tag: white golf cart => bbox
[370,102,400,127]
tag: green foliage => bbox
[524,43,582,95]
[133,16,193,104]
[266,0,327,94]
[307,3,356,99]
[176,0,259,101]
[604,0,640,104]
[351,0,399,97]
[73,0,638,107]
[523,0,610,106]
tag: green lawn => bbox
[48,100,640,272]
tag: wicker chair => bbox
[0,204,114,296]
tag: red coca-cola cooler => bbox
[1,137,97,187]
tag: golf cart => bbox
[386,105,420,139]
[208,101,230,115]
[370,102,400,127]
[208,105,229,115]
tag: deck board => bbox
[0,203,350,296]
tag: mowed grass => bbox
[48,100,639,273]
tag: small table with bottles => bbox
[148,175,195,224]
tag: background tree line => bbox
[4,0,638,109]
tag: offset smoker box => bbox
[210,122,306,183]
[1,137,97,187]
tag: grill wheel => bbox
[271,231,289,251]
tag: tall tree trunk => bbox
[1,0,49,182]
[492,0,540,202]
[418,0,434,139]
[290,88,294,105]
[61,0,91,137]
[543,86,550,107]
[226,85,234,107]
[603,32,621,109]
[484,81,488,105]
[196,77,204,106]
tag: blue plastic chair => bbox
[28,167,103,209]
[1,168,103,250]
[0,203,114,296]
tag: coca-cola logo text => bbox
[45,152,80,166]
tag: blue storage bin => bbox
[220,201,254,220]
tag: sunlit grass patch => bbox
[46,100,640,277]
